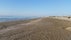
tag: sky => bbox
[0,0,71,17]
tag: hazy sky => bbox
[0,0,71,17]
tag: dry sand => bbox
[0,17,71,40]
[50,16,71,31]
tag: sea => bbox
[0,16,38,22]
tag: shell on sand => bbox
[65,27,71,31]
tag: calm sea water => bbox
[0,16,38,22]
[0,17,30,22]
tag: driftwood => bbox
[68,17,71,19]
